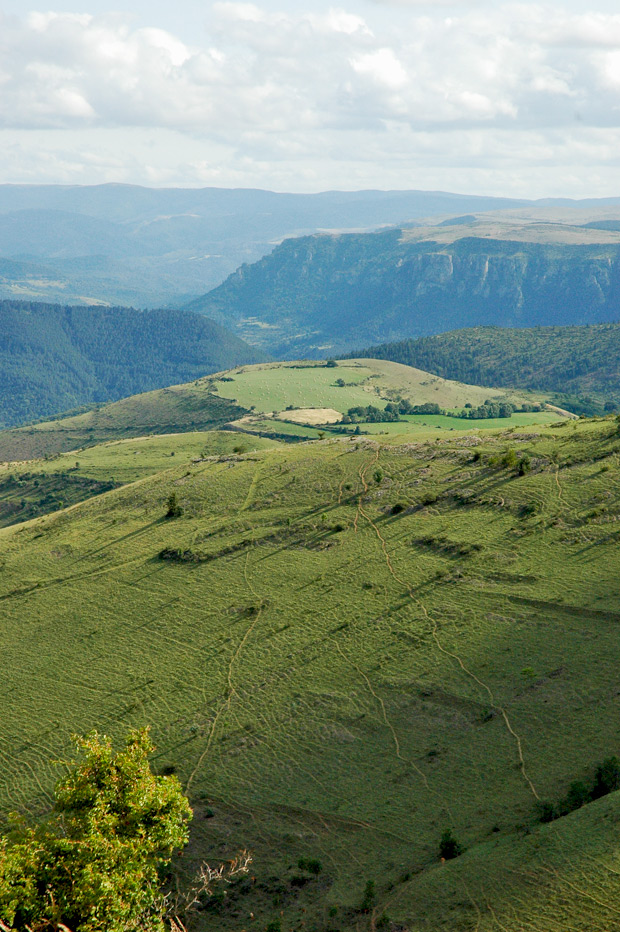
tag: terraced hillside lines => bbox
[356,446,539,802]
[2,419,620,931]
[186,548,265,795]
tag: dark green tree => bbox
[165,492,183,519]
[439,828,464,860]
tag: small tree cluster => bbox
[438,829,464,860]
[342,405,399,424]
[536,756,620,824]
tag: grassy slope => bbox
[214,359,531,414]
[0,431,279,528]
[0,381,249,461]
[1,417,619,931]
[0,358,557,463]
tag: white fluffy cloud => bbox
[0,2,620,194]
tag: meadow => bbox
[213,359,534,415]
[0,414,619,931]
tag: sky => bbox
[1,0,620,196]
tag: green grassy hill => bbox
[0,431,279,528]
[0,358,562,463]
[1,413,619,931]
[0,379,251,462]
[352,323,620,415]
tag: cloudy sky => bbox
[1,0,620,196]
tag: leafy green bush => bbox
[592,757,620,799]
[165,491,183,519]
[360,880,376,913]
[0,729,192,932]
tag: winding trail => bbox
[356,449,540,802]
[186,548,264,794]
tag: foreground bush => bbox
[0,729,192,932]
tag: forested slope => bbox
[0,300,266,428]
[352,323,620,413]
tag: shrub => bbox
[501,449,519,470]
[535,801,557,824]
[165,491,183,519]
[0,730,192,932]
[439,829,463,860]
[518,455,532,475]
[360,880,376,913]
[562,780,590,814]
[298,857,322,875]
[592,757,620,799]
[325,359,338,368]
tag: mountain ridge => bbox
[187,222,620,356]
[0,300,267,429]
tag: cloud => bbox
[0,3,620,194]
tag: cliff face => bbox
[189,229,620,357]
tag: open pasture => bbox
[213,358,533,416]
[1,417,619,930]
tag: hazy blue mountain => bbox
[0,185,569,307]
[0,300,267,428]
[188,224,620,357]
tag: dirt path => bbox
[186,548,264,794]
[356,449,540,801]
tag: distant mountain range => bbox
[0,300,266,429]
[2,184,620,308]
[189,216,620,357]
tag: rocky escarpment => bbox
[187,227,620,357]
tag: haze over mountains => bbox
[2,184,620,309]
[190,212,620,358]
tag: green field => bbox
[1,414,619,931]
[357,410,560,436]
[0,358,558,465]
[213,358,535,415]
